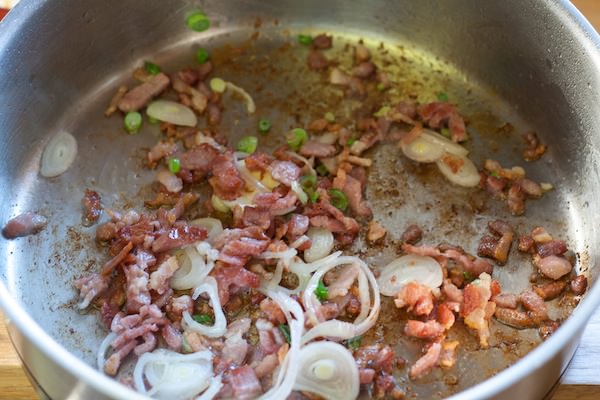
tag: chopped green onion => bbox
[373,105,390,117]
[437,92,449,102]
[286,128,308,151]
[195,47,210,64]
[490,171,500,178]
[237,136,258,154]
[168,158,181,174]
[278,324,291,343]
[298,34,313,45]
[124,111,142,134]
[463,271,473,281]
[309,190,320,204]
[347,137,357,146]
[440,127,451,138]
[300,174,317,191]
[328,188,348,212]
[144,61,161,75]
[186,11,211,32]
[192,313,214,325]
[376,82,386,91]
[346,336,362,351]
[315,164,329,176]
[315,279,329,302]
[258,118,271,134]
[324,112,335,122]
[210,77,226,93]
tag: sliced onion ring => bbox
[182,276,227,337]
[377,254,443,296]
[401,135,446,163]
[421,128,469,157]
[40,131,77,177]
[147,100,198,127]
[304,227,334,263]
[436,153,480,187]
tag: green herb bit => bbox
[300,174,317,191]
[237,136,258,154]
[376,82,386,92]
[315,279,329,302]
[258,118,271,134]
[315,164,330,176]
[490,171,500,178]
[440,127,451,138]
[279,324,291,343]
[346,335,362,351]
[324,112,335,122]
[373,105,390,118]
[328,188,348,212]
[168,158,181,174]
[309,190,320,204]
[298,34,313,45]
[437,92,449,102]
[186,11,211,32]
[210,77,227,93]
[347,137,357,146]
[196,47,210,64]
[285,128,308,151]
[463,271,473,281]
[144,61,161,75]
[192,313,214,325]
[124,111,142,134]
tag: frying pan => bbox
[1,0,600,399]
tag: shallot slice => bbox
[40,131,77,177]
[147,100,198,127]
[377,255,443,296]
[436,153,480,187]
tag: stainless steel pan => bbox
[1,0,600,399]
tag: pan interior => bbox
[0,21,590,400]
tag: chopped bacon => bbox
[495,289,548,329]
[299,140,337,158]
[352,61,376,78]
[254,353,279,379]
[165,295,193,322]
[307,50,329,70]
[82,189,102,226]
[312,33,333,49]
[438,340,459,368]
[212,263,260,304]
[404,320,445,339]
[2,212,48,239]
[536,240,567,258]
[436,303,456,330]
[403,243,493,276]
[286,214,310,243]
[151,223,207,253]
[522,131,547,162]
[492,293,518,309]
[256,319,285,355]
[571,275,588,295]
[74,273,110,309]
[367,220,386,242]
[213,227,270,267]
[180,143,220,173]
[409,342,442,380]
[518,235,534,252]
[209,152,245,200]
[394,282,434,316]
[147,141,177,166]
[260,298,286,325]
[442,280,463,303]
[254,191,299,215]
[270,160,301,186]
[534,254,572,280]
[118,73,170,112]
[327,265,359,299]
[477,219,513,265]
[244,152,273,172]
[354,344,396,373]
[149,256,179,295]
[461,273,494,348]
[400,224,422,244]
[533,280,567,300]
[333,171,372,217]
[418,102,467,142]
[229,366,262,400]
[123,262,151,314]
[359,368,376,384]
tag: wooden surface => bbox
[1,1,600,399]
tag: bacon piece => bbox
[352,61,376,78]
[299,140,337,158]
[212,263,260,304]
[209,152,245,200]
[359,368,376,384]
[230,366,262,400]
[180,143,220,173]
[147,141,177,166]
[118,72,170,112]
[166,295,193,322]
[534,254,572,280]
[536,240,567,258]
[2,212,48,239]
[244,152,273,172]
[418,102,467,142]
[214,227,270,267]
[151,223,207,253]
[270,160,301,186]
[507,184,526,215]
[442,280,464,303]
[332,172,372,217]
[367,220,386,242]
[312,33,333,49]
[254,191,299,215]
[307,49,329,70]
[492,293,518,309]
[533,281,567,300]
[101,241,134,276]
[522,131,547,162]
[495,289,548,329]
[394,282,434,316]
[149,256,179,295]
[571,275,588,295]
[477,219,513,265]
[82,189,102,226]
[438,340,459,368]
[123,262,151,314]
[74,273,109,309]
[409,342,442,380]
[461,273,494,348]
[260,298,286,325]
[404,320,445,339]
[162,324,182,351]
[354,344,396,374]
[254,353,279,379]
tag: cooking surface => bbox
[0,1,600,399]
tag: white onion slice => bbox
[40,131,77,177]
[195,375,223,400]
[302,255,380,344]
[97,331,117,373]
[303,228,334,263]
[183,276,227,337]
[293,341,359,400]
[191,218,223,243]
[421,129,469,157]
[436,153,480,187]
[377,255,443,296]
[170,243,218,290]
[147,100,198,127]
[236,160,270,193]
[401,135,445,163]
[225,81,256,114]
[291,181,308,204]
[133,349,213,399]
[283,151,316,177]
[195,132,227,153]
[258,290,305,400]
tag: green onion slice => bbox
[186,11,211,32]
[237,136,258,154]
[328,188,348,212]
[124,111,142,134]
[286,128,308,151]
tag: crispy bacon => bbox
[209,152,245,200]
[418,102,467,142]
[212,263,260,304]
[2,212,48,239]
[404,320,445,339]
[118,73,170,112]
[394,282,434,316]
[409,342,442,380]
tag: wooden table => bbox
[1,1,600,399]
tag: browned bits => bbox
[570,275,588,295]
[522,131,547,162]
[539,320,561,340]
[312,33,333,49]
[400,224,422,244]
[518,235,534,252]
[533,280,567,300]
